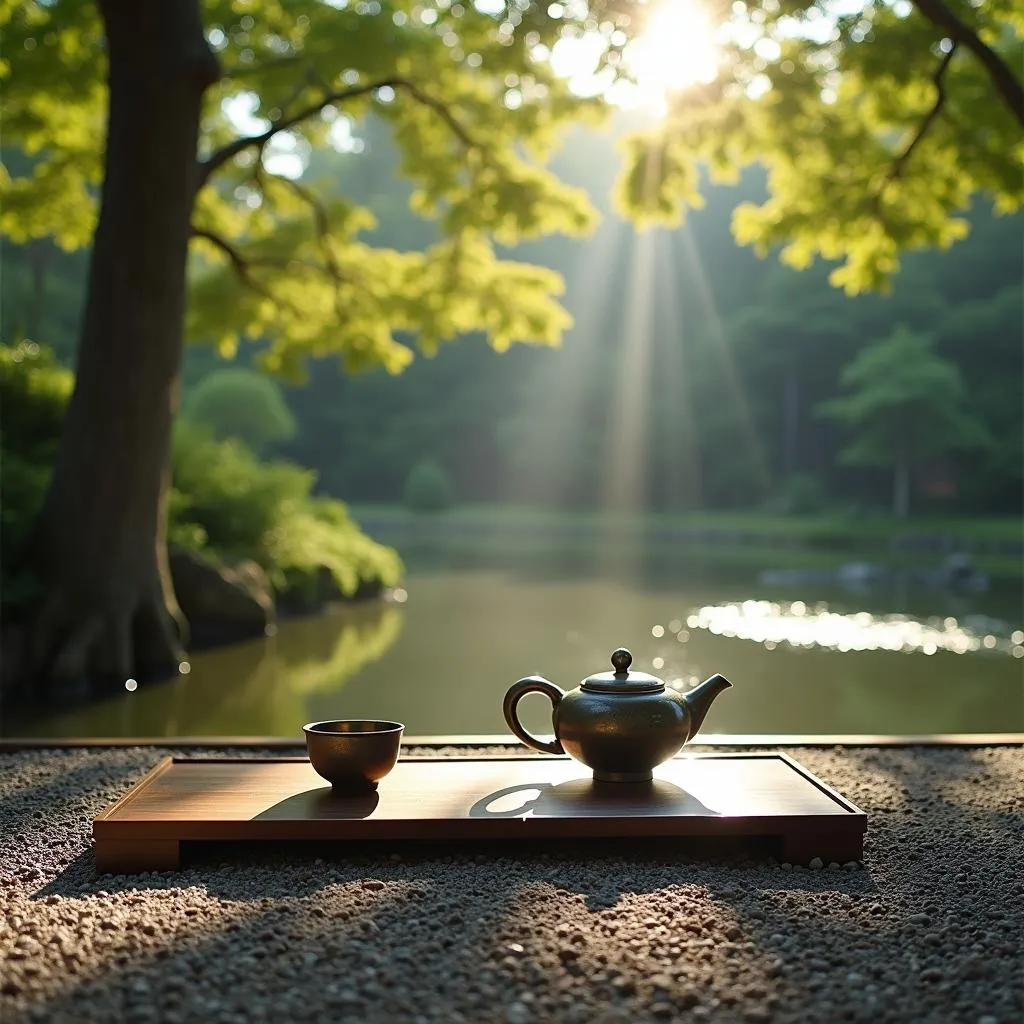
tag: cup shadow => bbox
[254,787,381,820]
[469,777,717,819]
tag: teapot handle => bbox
[502,676,566,756]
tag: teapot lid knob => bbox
[581,646,662,693]
[611,648,633,675]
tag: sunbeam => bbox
[652,230,703,511]
[601,229,657,514]
[498,197,634,510]
[674,223,774,500]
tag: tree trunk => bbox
[782,359,800,481]
[21,1,218,688]
[893,450,912,519]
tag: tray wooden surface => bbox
[93,753,867,873]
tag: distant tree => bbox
[182,368,296,454]
[621,0,1023,293]
[403,458,455,514]
[818,327,990,517]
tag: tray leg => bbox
[780,831,863,866]
[94,839,180,874]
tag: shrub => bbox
[171,421,402,596]
[0,341,73,611]
[403,458,455,513]
[181,367,297,454]
[0,340,73,452]
[0,343,400,616]
[769,473,830,516]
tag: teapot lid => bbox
[581,648,665,694]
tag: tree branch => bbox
[871,44,957,219]
[891,43,957,181]
[191,226,258,280]
[222,54,305,79]
[198,77,475,187]
[255,168,352,323]
[909,0,1024,127]
[190,227,300,315]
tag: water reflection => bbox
[683,600,1021,657]
[9,603,403,739]
[7,559,1023,739]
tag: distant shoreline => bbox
[350,504,1024,579]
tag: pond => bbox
[8,540,1023,740]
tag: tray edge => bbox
[776,751,867,823]
[93,756,174,824]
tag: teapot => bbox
[502,648,732,782]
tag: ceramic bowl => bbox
[303,720,404,792]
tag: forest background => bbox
[5,114,1021,528]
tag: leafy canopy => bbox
[1,0,647,379]
[617,0,1024,293]
[817,325,990,467]
[4,0,1020,353]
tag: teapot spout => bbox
[682,673,732,742]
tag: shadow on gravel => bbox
[34,834,880,904]
[23,837,882,1024]
[22,820,1019,1024]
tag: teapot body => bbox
[502,648,732,782]
[555,685,690,782]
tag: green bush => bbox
[181,367,297,454]
[171,421,402,596]
[0,341,74,610]
[0,342,400,616]
[403,458,455,513]
[767,473,830,516]
[0,340,73,451]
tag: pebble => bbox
[506,1002,531,1024]
[0,744,1020,1024]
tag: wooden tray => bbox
[93,753,866,873]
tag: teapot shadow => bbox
[469,777,717,819]
[255,787,380,821]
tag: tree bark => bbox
[21,1,218,688]
[782,358,800,481]
[893,444,912,519]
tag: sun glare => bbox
[626,0,720,108]
[549,0,721,114]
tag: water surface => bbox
[9,549,1022,739]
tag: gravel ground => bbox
[0,744,1021,1024]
